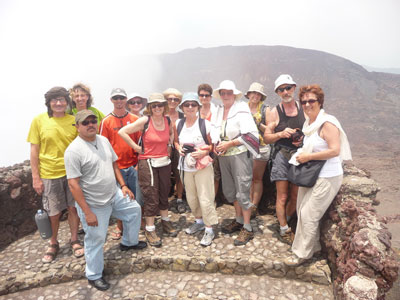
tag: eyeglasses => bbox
[276,86,293,93]
[81,119,98,126]
[112,96,127,101]
[50,98,67,103]
[151,103,164,109]
[300,99,319,105]
[182,102,199,108]
[199,94,211,98]
[128,100,142,105]
[167,97,180,102]
[219,91,233,97]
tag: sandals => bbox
[42,242,59,263]
[111,228,122,240]
[71,240,84,258]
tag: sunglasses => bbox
[276,86,293,93]
[300,99,319,105]
[112,96,127,101]
[151,103,164,109]
[128,100,142,105]
[199,94,211,98]
[182,102,199,108]
[81,119,98,126]
[167,97,180,102]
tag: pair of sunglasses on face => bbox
[81,119,98,126]
[151,103,165,109]
[182,102,199,108]
[300,99,319,105]
[276,86,294,93]
[112,96,127,101]
[167,97,180,103]
[128,100,143,105]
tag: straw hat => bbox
[147,93,167,104]
[245,82,267,101]
[162,88,182,100]
[212,80,242,101]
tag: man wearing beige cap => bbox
[264,75,305,244]
[65,110,146,291]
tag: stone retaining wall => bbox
[0,161,41,250]
[320,164,399,300]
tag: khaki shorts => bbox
[42,176,74,216]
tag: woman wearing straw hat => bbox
[119,93,177,247]
[245,82,271,219]
[174,92,217,247]
[163,88,186,213]
[126,93,147,117]
[211,80,259,246]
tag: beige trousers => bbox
[292,175,343,259]
[182,164,218,226]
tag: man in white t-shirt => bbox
[64,110,146,291]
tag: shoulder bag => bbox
[287,160,326,187]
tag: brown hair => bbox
[44,87,71,117]
[298,84,324,108]
[197,83,213,95]
[69,83,93,109]
[144,102,169,116]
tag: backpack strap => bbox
[198,118,210,145]
[138,116,151,152]
[176,117,186,137]
[260,104,268,125]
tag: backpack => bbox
[138,116,171,152]
[176,117,210,145]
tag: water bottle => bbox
[35,209,52,239]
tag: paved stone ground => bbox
[0,270,334,300]
[0,204,333,298]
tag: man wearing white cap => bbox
[264,75,305,244]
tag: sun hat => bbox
[110,88,127,98]
[212,80,242,101]
[75,109,96,124]
[162,88,182,101]
[128,92,147,109]
[178,92,202,113]
[245,82,267,101]
[147,93,167,104]
[274,75,296,92]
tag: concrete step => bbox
[0,205,332,296]
[0,269,334,300]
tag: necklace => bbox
[87,138,98,150]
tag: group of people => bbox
[27,75,351,291]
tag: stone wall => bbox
[321,163,399,300]
[0,161,41,250]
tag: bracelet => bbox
[121,185,127,188]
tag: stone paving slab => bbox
[0,205,332,295]
[0,270,334,300]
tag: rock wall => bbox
[0,161,41,250]
[321,163,399,300]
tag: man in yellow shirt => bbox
[27,86,83,263]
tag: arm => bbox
[296,122,341,163]
[118,116,148,153]
[30,143,43,195]
[68,177,98,226]
[263,107,296,144]
[173,121,184,156]
[168,119,174,156]
[113,161,134,200]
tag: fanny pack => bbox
[149,156,171,168]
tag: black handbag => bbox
[287,160,326,187]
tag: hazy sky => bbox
[0,0,399,167]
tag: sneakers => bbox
[177,201,186,213]
[185,222,205,235]
[222,220,243,234]
[161,220,178,237]
[200,231,215,247]
[278,227,295,245]
[145,230,162,248]
[250,205,258,219]
[234,228,254,246]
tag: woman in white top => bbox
[285,84,352,266]
[174,92,217,247]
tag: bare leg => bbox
[275,180,289,227]
[176,179,183,199]
[233,200,243,217]
[67,206,79,242]
[251,160,268,206]
[286,183,298,218]
[145,216,156,226]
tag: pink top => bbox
[139,117,170,159]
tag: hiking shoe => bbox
[278,227,295,245]
[284,254,308,267]
[177,201,186,213]
[161,220,178,237]
[185,222,205,235]
[144,230,162,247]
[250,205,258,219]
[222,220,243,234]
[200,231,215,247]
[234,228,254,246]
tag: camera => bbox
[182,143,196,154]
[291,129,304,142]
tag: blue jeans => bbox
[120,166,143,207]
[76,188,141,280]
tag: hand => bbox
[32,177,44,195]
[134,145,143,154]
[177,145,185,156]
[292,136,303,147]
[191,149,207,159]
[121,185,135,200]
[215,141,231,155]
[85,210,98,227]
[279,128,296,139]
[296,153,311,164]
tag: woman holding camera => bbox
[119,93,177,248]
[211,80,259,246]
[284,84,351,266]
[174,92,217,247]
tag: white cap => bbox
[274,74,296,92]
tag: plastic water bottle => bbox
[35,209,52,239]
